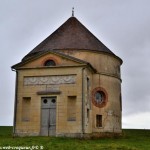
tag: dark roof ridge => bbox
[22,16,115,61]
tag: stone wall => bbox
[15,64,93,136]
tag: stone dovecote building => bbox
[12,15,123,137]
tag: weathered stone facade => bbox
[12,16,122,137]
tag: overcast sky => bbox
[0,0,150,129]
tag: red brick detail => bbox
[92,87,108,108]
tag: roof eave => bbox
[11,50,92,70]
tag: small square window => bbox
[96,115,102,127]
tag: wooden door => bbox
[41,97,56,136]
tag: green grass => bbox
[0,127,150,150]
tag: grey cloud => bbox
[0,0,150,128]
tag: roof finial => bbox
[72,7,74,17]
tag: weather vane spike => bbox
[72,7,74,17]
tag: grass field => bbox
[0,127,150,150]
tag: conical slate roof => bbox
[23,16,114,60]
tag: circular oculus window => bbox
[95,91,104,104]
[92,87,108,108]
